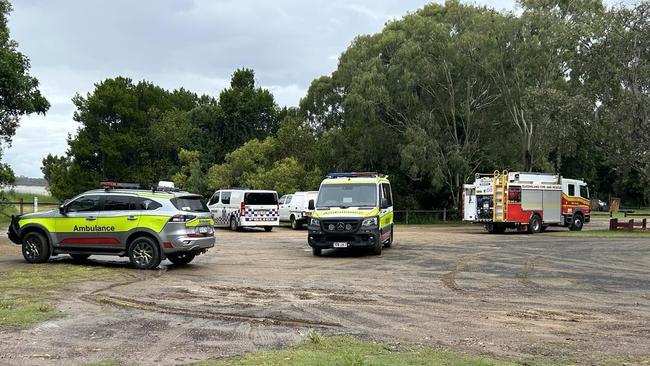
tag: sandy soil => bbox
[0,221,648,365]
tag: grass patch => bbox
[548,229,650,238]
[0,264,125,328]
[195,335,516,366]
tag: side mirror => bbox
[59,204,66,215]
[308,199,315,210]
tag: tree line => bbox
[12,0,650,209]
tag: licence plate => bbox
[333,242,348,248]
[198,226,210,234]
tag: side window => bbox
[286,195,293,204]
[67,196,101,212]
[134,197,162,210]
[279,195,287,204]
[580,185,589,199]
[568,184,576,197]
[208,192,219,206]
[221,192,231,205]
[381,184,393,206]
[103,195,135,211]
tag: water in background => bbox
[7,185,49,196]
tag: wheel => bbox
[312,247,322,256]
[22,231,50,264]
[264,226,273,232]
[528,214,542,234]
[128,236,161,270]
[569,214,584,231]
[167,252,196,265]
[372,237,382,255]
[230,216,239,231]
[70,254,91,262]
[290,216,301,230]
[383,226,393,248]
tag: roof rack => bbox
[326,172,384,178]
[100,181,140,190]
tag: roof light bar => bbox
[100,181,140,190]
[326,172,383,178]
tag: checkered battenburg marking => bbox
[213,208,278,225]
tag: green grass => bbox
[195,335,516,366]
[0,264,125,328]
[548,229,650,238]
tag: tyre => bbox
[230,216,239,232]
[167,252,196,265]
[264,226,273,232]
[70,254,91,262]
[312,247,322,256]
[383,226,393,248]
[569,214,584,231]
[128,236,161,270]
[290,216,301,230]
[22,231,50,264]
[372,237,382,255]
[528,214,542,234]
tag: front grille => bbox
[321,219,360,233]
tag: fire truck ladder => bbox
[493,170,508,222]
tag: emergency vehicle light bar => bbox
[100,181,141,190]
[326,172,384,178]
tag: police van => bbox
[7,182,215,269]
[208,189,279,231]
[307,172,393,256]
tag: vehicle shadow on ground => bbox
[318,246,393,258]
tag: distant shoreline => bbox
[3,185,49,195]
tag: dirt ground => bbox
[0,220,649,365]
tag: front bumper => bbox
[8,215,22,244]
[307,224,379,249]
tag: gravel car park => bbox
[0,222,648,365]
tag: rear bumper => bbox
[163,236,215,254]
[240,219,279,227]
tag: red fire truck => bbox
[463,171,591,233]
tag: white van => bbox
[279,191,318,229]
[208,189,279,231]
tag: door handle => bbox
[127,216,137,221]
[86,216,96,221]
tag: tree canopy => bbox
[42,0,650,208]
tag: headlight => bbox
[362,217,378,226]
[310,218,320,226]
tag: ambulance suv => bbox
[208,189,279,231]
[7,182,215,269]
[307,172,394,256]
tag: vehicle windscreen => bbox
[244,192,278,205]
[316,184,377,208]
[171,196,209,212]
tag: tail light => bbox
[240,201,245,215]
[169,214,196,222]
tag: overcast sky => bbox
[1,0,581,177]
